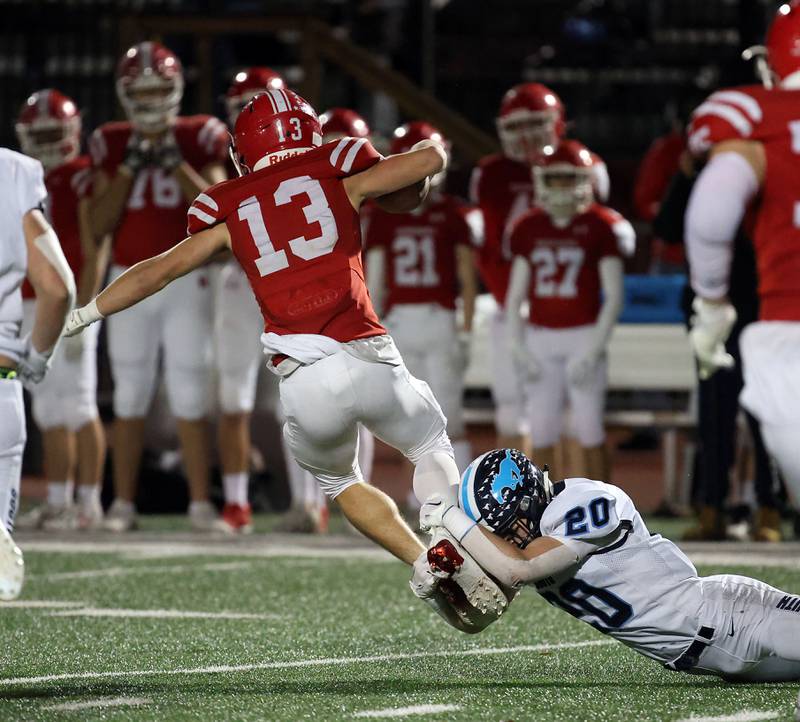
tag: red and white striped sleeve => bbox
[187,189,223,235]
[687,88,763,156]
[328,136,381,176]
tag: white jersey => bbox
[535,478,710,664]
[0,148,46,363]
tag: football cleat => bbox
[0,524,24,601]
[189,501,233,534]
[16,503,73,531]
[15,89,81,171]
[102,499,138,533]
[221,503,253,535]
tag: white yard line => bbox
[29,560,253,582]
[0,600,84,609]
[674,711,780,722]
[42,696,151,712]
[355,704,461,718]
[0,639,612,687]
[688,553,800,570]
[47,607,278,620]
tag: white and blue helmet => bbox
[458,448,551,548]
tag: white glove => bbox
[567,349,601,388]
[18,339,51,386]
[419,486,458,532]
[64,299,104,338]
[409,550,440,600]
[689,297,737,380]
[512,346,541,382]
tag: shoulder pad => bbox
[540,479,622,544]
[687,86,764,155]
[187,182,227,235]
[326,137,381,176]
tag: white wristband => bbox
[84,298,104,323]
[442,505,477,543]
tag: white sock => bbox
[76,484,100,509]
[47,481,73,507]
[223,472,249,506]
[452,440,473,475]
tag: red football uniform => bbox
[22,155,93,299]
[469,153,532,306]
[688,85,800,321]
[508,204,629,328]
[187,138,386,341]
[364,194,477,312]
[89,115,228,267]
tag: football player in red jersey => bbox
[365,122,479,474]
[214,67,286,533]
[685,1,800,516]
[88,42,229,532]
[14,90,107,531]
[65,88,460,569]
[505,142,634,479]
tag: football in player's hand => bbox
[375,178,429,213]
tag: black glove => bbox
[153,132,183,172]
[123,134,153,173]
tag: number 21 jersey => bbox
[187,137,386,341]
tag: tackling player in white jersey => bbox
[0,148,76,599]
[415,448,800,681]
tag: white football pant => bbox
[22,300,100,431]
[0,379,25,531]
[489,310,529,438]
[523,324,606,448]
[279,339,453,499]
[739,321,800,509]
[107,264,213,420]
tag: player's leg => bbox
[161,269,220,531]
[489,310,530,453]
[565,326,609,480]
[105,265,161,531]
[524,326,565,474]
[0,377,26,599]
[279,352,422,562]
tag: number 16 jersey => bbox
[187,137,386,341]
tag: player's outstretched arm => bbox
[65,223,230,336]
[344,140,447,210]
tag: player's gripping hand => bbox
[153,131,183,173]
[567,350,600,388]
[409,550,440,600]
[18,337,51,386]
[123,133,153,174]
[689,297,737,380]
[64,299,104,338]
[419,486,457,532]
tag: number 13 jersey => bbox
[508,204,634,328]
[537,478,709,664]
[187,137,386,341]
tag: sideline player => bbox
[65,88,460,568]
[88,42,229,531]
[505,142,634,479]
[366,121,479,473]
[0,147,75,599]
[214,67,286,533]
[685,1,800,515]
[415,448,800,681]
[15,89,107,531]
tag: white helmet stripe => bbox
[340,137,368,173]
[263,90,278,114]
[278,88,292,111]
[709,90,763,122]
[329,137,353,167]
[691,101,753,137]
[268,88,288,113]
[140,41,153,71]
[37,90,50,119]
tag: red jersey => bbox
[364,194,478,312]
[509,204,633,328]
[22,155,92,300]
[688,85,800,321]
[89,115,228,267]
[187,138,386,341]
[469,153,532,305]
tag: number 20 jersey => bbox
[688,85,800,321]
[537,478,708,664]
[187,138,386,341]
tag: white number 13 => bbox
[238,175,339,277]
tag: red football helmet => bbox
[496,83,565,163]
[16,89,81,170]
[116,41,184,133]
[767,2,800,84]
[319,108,370,142]
[231,88,322,175]
[533,141,594,223]
[391,121,448,187]
[226,67,285,127]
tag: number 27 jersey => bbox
[536,478,707,664]
[187,138,386,341]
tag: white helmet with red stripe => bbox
[226,67,285,127]
[116,41,184,133]
[16,88,81,170]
